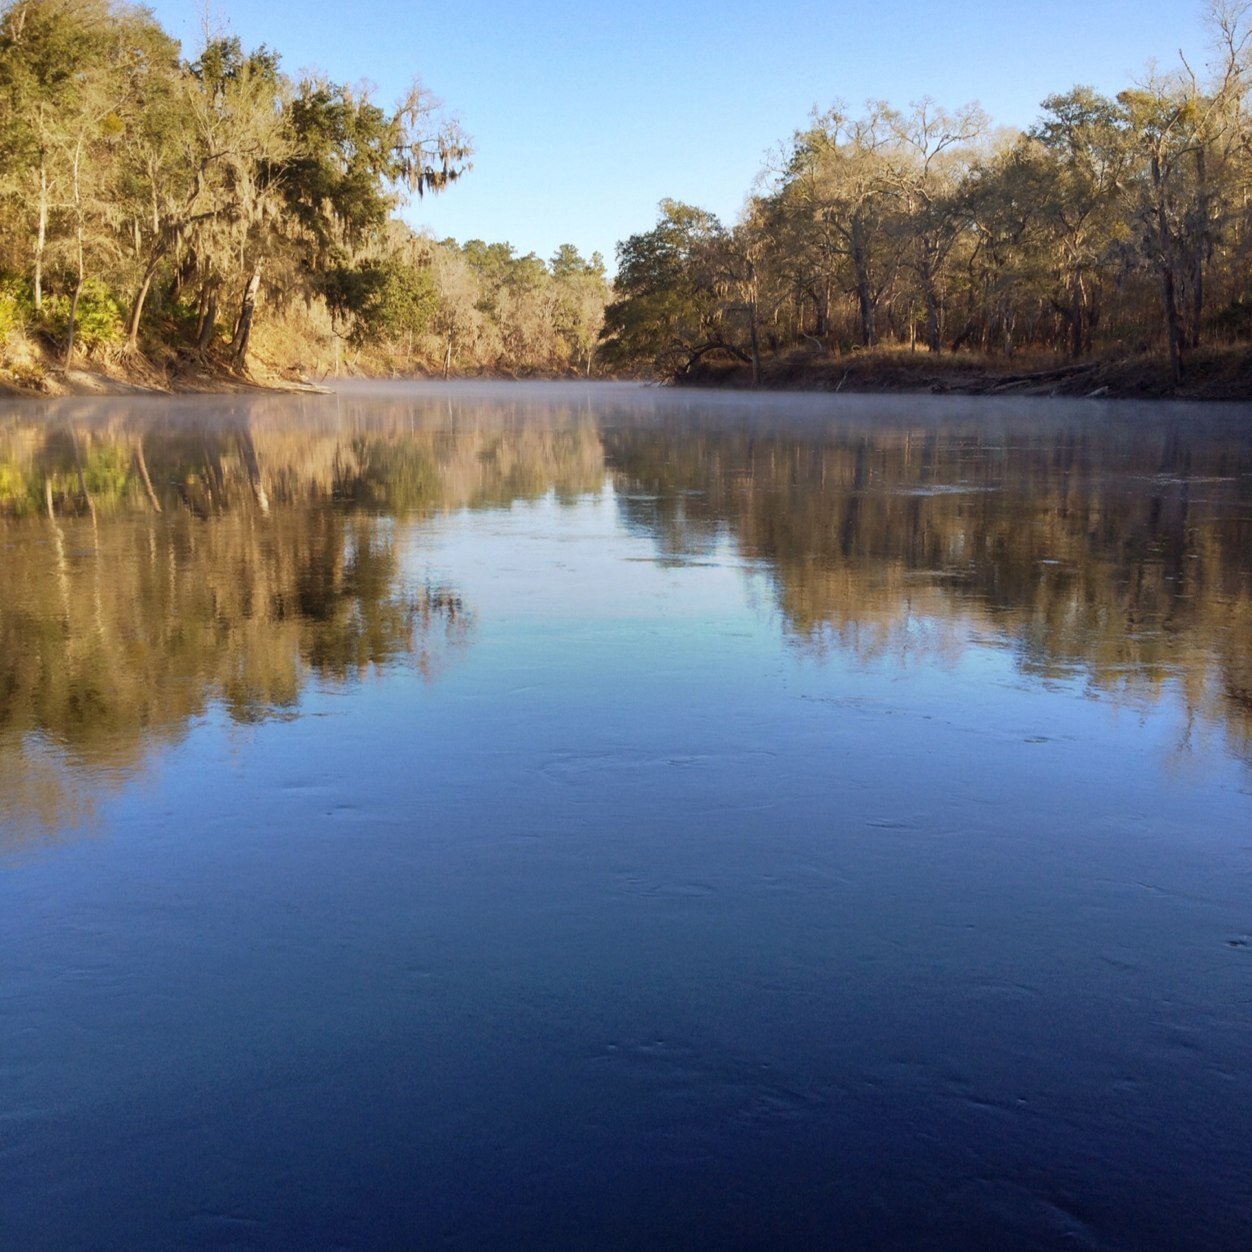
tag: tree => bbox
[1017,88,1131,357]
[601,199,729,374]
[1118,4,1252,378]
[0,0,115,313]
[0,0,173,360]
[428,239,482,375]
[281,74,470,352]
[881,98,987,352]
[550,245,608,374]
[776,104,902,348]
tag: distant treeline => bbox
[602,3,1252,382]
[0,0,609,383]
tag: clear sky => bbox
[144,1,1214,269]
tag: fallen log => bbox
[988,362,1101,393]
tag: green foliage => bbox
[601,200,726,372]
[42,279,123,350]
[550,245,609,371]
[320,263,390,333]
[462,239,520,294]
[284,80,397,258]
[0,2,473,372]
[0,277,31,339]
[318,258,435,347]
[0,0,615,379]
[376,261,437,339]
[189,36,282,95]
[163,296,206,343]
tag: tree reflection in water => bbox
[2,388,1250,840]
[602,405,1252,762]
[0,393,606,837]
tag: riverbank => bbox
[0,350,326,398]
[7,342,1252,402]
[677,345,1252,401]
[0,336,604,398]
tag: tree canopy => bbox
[600,3,1252,382]
[0,0,503,376]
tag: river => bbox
[1,382,1250,1249]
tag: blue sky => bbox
[145,1,1213,269]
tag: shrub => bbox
[0,279,33,342]
[43,279,124,351]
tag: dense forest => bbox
[0,0,609,388]
[602,3,1252,389]
[2,1,1252,391]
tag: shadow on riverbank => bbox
[676,344,1252,401]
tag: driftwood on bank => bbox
[983,362,1102,393]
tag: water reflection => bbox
[0,392,606,834]
[602,403,1252,760]
[2,386,1251,839]
[3,386,1251,1248]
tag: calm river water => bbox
[1,382,1250,1249]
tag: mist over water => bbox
[2,383,1250,1249]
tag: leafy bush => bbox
[0,278,33,341]
[43,279,124,350]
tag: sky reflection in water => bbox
[1,383,1250,1249]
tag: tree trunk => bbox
[1189,146,1208,351]
[1152,157,1183,382]
[231,268,261,368]
[197,288,218,352]
[1162,264,1183,383]
[855,261,875,348]
[34,162,47,313]
[856,281,874,346]
[64,278,83,368]
[924,275,941,353]
[167,250,197,303]
[64,136,85,369]
[747,299,761,387]
[126,261,159,350]
[806,283,829,339]
[1189,248,1204,351]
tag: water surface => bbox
[2,383,1250,1249]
